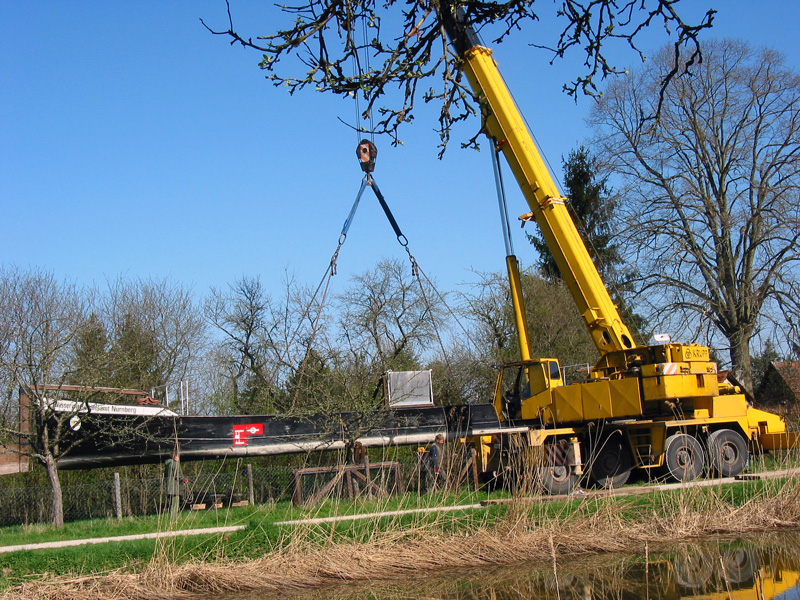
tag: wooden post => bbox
[345,469,353,499]
[363,453,371,499]
[471,448,479,490]
[113,472,122,522]
[293,469,303,505]
[392,462,402,494]
[247,464,255,505]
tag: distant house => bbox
[756,361,800,407]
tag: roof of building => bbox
[769,361,800,400]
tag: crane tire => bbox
[673,550,714,589]
[662,433,705,482]
[721,548,757,584]
[708,429,748,477]
[536,465,576,495]
[588,436,633,489]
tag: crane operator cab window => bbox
[548,361,562,384]
[499,365,524,420]
[499,360,561,420]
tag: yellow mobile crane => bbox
[439,7,796,493]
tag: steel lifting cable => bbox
[364,175,464,381]
[356,140,485,383]
[288,164,372,409]
[413,261,483,357]
[367,177,408,247]
[289,140,388,407]
[294,139,483,406]
[350,6,374,148]
[330,177,369,276]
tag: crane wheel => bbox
[536,465,576,495]
[673,549,714,589]
[720,548,757,584]
[662,433,705,482]
[708,429,748,477]
[588,436,633,489]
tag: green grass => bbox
[0,538,155,588]
[0,489,506,589]
[0,473,795,592]
[0,487,499,548]
[0,505,263,547]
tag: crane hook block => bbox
[357,139,377,173]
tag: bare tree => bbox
[205,267,437,455]
[337,258,446,371]
[461,268,597,369]
[590,39,800,390]
[204,274,329,413]
[0,267,88,527]
[0,271,207,526]
[203,0,714,150]
[205,276,286,413]
[294,259,449,455]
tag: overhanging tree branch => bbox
[202,0,714,151]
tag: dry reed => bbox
[6,466,800,600]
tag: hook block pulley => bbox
[357,139,377,173]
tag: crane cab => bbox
[494,357,647,425]
[494,359,563,421]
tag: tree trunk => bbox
[44,453,65,528]
[728,328,754,394]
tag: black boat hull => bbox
[55,403,503,469]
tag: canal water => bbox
[247,532,800,600]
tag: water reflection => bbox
[244,534,800,600]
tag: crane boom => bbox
[443,14,635,356]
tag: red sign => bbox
[232,423,264,447]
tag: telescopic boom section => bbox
[442,14,635,355]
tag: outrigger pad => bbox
[357,139,377,173]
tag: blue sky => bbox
[3,1,800,304]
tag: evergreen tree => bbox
[528,145,646,342]
[752,340,783,394]
[109,313,161,391]
[70,312,110,386]
[529,145,620,280]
